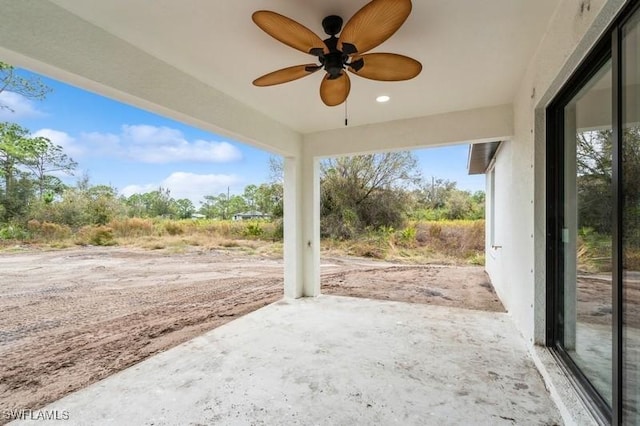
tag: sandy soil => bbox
[0,246,503,416]
[322,262,504,312]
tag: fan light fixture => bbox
[252,0,421,107]
[376,95,390,103]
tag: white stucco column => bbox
[283,149,321,298]
[283,155,302,298]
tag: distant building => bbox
[190,213,206,220]
[232,211,270,221]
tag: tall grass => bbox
[4,218,281,248]
[323,220,485,264]
[3,217,487,265]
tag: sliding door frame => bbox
[546,1,640,424]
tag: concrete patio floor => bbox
[15,296,562,425]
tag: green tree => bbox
[141,187,176,218]
[320,152,421,238]
[576,130,613,233]
[30,180,124,227]
[444,190,473,220]
[266,157,285,217]
[200,193,228,219]
[575,127,640,235]
[200,192,248,219]
[174,198,195,219]
[0,61,51,110]
[5,171,35,221]
[228,194,249,217]
[0,123,44,220]
[85,185,121,225]
[268,155,284,183]
[471,190,485,205]
[30,186,88,227]
[125,193,147,217]
[254,183,282,217]
[418,177,457,209]
[24,137,77,198]
[243,184,258,210]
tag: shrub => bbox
[321,207,361,239]
[377,225,395,238]
[27,219,41,233]
[0,225,29,240]
[77,226,116,246]
[270,219,284,241]
[22,220,72,241]
[412,220,485,259]
[468,252,485,265]
[428,224,442,239]
[109,218,154,237]
[351,239,386,259]
[397,225,417,247]
[39,222,71,240]
[243,222,263,237]
[164,221,184,236]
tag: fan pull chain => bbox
[344,100,349,126]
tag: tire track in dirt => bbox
[1,275,282,414]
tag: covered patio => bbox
[0,0,632,424]
[15,296,559,425]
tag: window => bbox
[489,167,497,250]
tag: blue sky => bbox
[0,67,484,206]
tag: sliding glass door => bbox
[622,9,640,422]
[547,2,640,424]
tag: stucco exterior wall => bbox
[485,142,510,313]
[486,0,627,345]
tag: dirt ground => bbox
[0,246,503,416]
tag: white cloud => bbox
[80,131,122,154]
[127,139,241,163]
[0,91,47,120]
[68,124,243,164]
[120,172,240,204]
[121,125,242,163]
[120,183,158,198]
[32,129,86,158]
[121,124,183,145]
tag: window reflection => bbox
[622,10,640,423]
[563,61,613,406]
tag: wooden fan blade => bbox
[348,53,422,81]
[320,73,351,106]
[253,11,328,56]
[338,0,412,55]
[253,64,321,86]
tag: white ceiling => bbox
[45,0,561,134]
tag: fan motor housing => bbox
[322,15,343,36]
[324,52,345,79]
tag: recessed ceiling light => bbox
[376,95,390,103]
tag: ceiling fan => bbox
[252,0,422,107]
